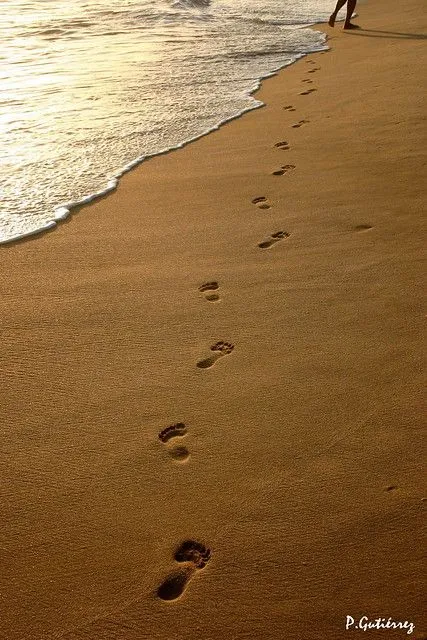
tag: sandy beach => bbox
[1,0,426,638]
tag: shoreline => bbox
[1,23,329,247]
[1,0,425,639]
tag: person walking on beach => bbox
[329,0,360,30]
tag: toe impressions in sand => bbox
[252,196,271,209]
[159,423,190,462]
[197,341,234,369]
[199,281,220,302]
[157,541,212,601]
[272,164,296,176]
[258,231,290,249]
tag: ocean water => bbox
[1,0,334,244]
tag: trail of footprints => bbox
[154,54,375,604]
[300,70,317,95]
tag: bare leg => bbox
[329,0,347,27]
[344,0,359,29]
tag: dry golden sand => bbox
[1,0,426,638]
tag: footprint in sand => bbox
[274,140,290,151]
[272,164,296,176]
[258,230,290,249]
[307,68,320,74]
[302,79,313,84]
[306,59,316,65]
[159,422,190,462]
[300,88,317,96]
[197,341,234,369]
[198,281,220,302]
[354,224,373,232]
[252,196,271,210]
[292,119,309,129]
[157,540,211,601]
[283,105,296,112]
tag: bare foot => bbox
[328,14,336,27]
[344,22,361,30]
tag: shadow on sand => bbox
[345,28,427,40]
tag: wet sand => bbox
[0,0,425,638]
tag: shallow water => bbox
[1,0,334,243]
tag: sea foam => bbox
[1,0,332,245]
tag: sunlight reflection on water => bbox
[1,0,331,243]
